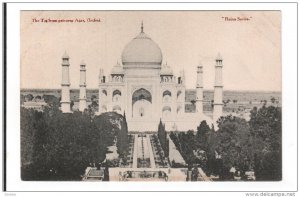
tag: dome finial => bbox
[141,20,144,33]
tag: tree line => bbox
[170,105,281,181]
[158,119,169,158]
[21,105,128,180]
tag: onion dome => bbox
[121,22,162,67]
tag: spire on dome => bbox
[122,22,162,65]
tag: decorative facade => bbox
[61,23,224,131]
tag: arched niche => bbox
[132,88,152,119]
[101,89,107,97]
[163,90,172,103]
[112,89,122,102]
[132,88,152,105]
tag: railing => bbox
[119,170,169,181]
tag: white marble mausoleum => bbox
[60,23,224,131]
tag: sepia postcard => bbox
[3,1,299,194]
[19,10,283,183]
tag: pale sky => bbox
[21,11,281,91]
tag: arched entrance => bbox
[132,88,152,119]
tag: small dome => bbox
[121,24,162,67]
[111,62,124,75]
[160,63,173,75]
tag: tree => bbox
[263,100,267,105]
[20,94,25,105]
[25,94,34,101]
[216,115,252,180]
[35,95,42,101]
[91,95,97,101]
[43,95,60,108]
[20,108,39,167]
[196,120,210,150]
[117,112,129,158]
[21,106,122,180]
[88,100,99,116]
[270,97,276,104]
[205,129,219,175]
[249,105,281,181]
[175,130,196,165]
[158,119,169,158]
[223,99,230,106]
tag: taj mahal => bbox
[60,23,224,131]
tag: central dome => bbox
[121,24,163,67]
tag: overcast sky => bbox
[21,11,281,91]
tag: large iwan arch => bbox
[132,88,152,118]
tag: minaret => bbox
[61,51,71,113]
[213,53,224,126]
[79,61,87,112]
[196,62,203,114]
[98,68,104,114]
